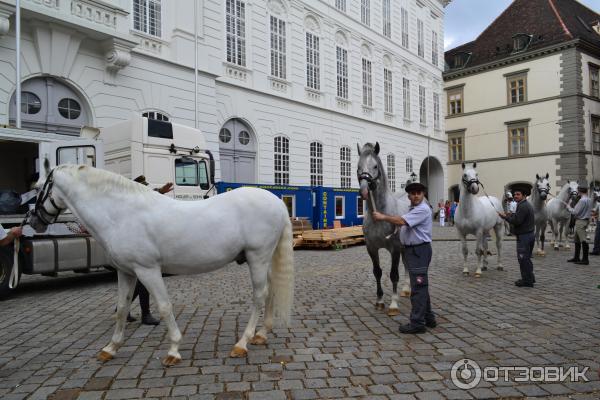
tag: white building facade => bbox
[0,0,449,202]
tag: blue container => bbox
[215,182,364,230]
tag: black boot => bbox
[567,243,581,263]
[141,313,160,326]
[576,243,589,265]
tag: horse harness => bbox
[33,170,66,225]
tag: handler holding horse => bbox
[373,180,436,334]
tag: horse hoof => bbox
[554,247,559,251]
[387,308,400,316]
[474,273,481,278]
[481,266,488,271]
[162,355,181,367]
[250,334,267,345]
[497,266,504,271]
[375,303,385,310]
[97,351,113,362]
[463,271,469,276]
[565,245,571,250]
[400,290,411,297]
[230,346,248,358]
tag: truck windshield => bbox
[175,158,198,186]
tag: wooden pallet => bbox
[297,226,364,249]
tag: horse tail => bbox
[268,217,294,327]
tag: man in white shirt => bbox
[0,224,22,246]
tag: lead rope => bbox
[9,211,30,289]
[547,191,572,208]
[478,181,502,216]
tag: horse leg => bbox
[136,267,182,366]
[387,250,401,316]
[540,223,546,255]
[474,233,483,278]
[234,255,270,355]
[98,270,137,362]
[481,234,489,271]
[563,222,571,250]
[552,220,559,250]
[494,224,504,271]
[368,247,385,310]
[460,235,469,276]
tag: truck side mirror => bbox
[205,150,215,184]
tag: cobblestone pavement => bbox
[1,240,599,400]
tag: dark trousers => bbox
[132,281,151,315]
[592,223,600,253]
[517,232,535,284]
[403,243,435,328]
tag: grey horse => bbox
[357,142,410,316]
[547,181,578,250]
[529,173,550,256]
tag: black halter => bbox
[461,176,479,188]
[358,170,381,191]
[33,170,65,225]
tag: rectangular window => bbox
[406,157,413,173]
[403,78,411,120]
[175,158,198,186]
[361,0,370,26]
[591,65,599,98]
[198,161,210,190]
[335,196,345,219]
[448,88,463,115]
[362,58,373,107]
[340,147,351,188]
[433,93,440,130]
[417,19,424,58]
[282,195,295,217]
[306,32,320,90]
[335,0,346,12]
[225,0,246,66]
[507,75,527,104]
[593,116,600,152]
[382,0,391,38]
[274,136,289,185]
[336,46,349,99]
[508,125,528,156]
[270,15,286,79]
[357,196,365,218]
[310,142,323,186]
[432,31,438,66]
[401,8,409,48]
[133,0,162,37]
[448,133,464,162]
[419,85,426,125]
[384,68,393,114]
[387,154,396,192]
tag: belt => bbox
[404,242,431,248]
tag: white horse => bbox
[530,173,550,256]
[546,181,578,250]
[357,143,411,316]
[29,163,294,365]
[454,163,504,277]
[501,191,514,236]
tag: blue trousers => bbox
[592,223,600,253]
[403,243,435,328]
[517,232,535,284]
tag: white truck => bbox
[0,117,214,298]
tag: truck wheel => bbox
[0,257,19,300]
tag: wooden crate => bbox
[298,226,364,250]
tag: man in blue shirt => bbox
[372,181,436,334]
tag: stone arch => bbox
[219,118,258,184]
[419,156,444,204]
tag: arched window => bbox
[306,31,320,90]
[340,146,351,188]
[269,14,287,79]
[21,92,41,115]
[310,142,323,186]
[274,136,289,185]
[58,98,81,120]
[143,111,169,121]
[406,156,413,173]
[387,154,396,192]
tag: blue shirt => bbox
[399,200,432,245]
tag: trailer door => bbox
[39,139,104,170]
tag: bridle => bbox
[358,169,381,191]
[461,175,479,193]
[536,181,550,197]
[33,170,66,225]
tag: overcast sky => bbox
[445,0,600,50]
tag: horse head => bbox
[357,142,384,200]
[534,173,550,200]
[567,180,579,200]
[29,160,69,233]
[460,162,479,195]
[504,191,513,201]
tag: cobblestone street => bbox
[1,238,599,400]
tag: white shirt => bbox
[0,223,6,241]
[439,208,445,218]
[509,200,517,213]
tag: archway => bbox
[505,181,532,197]
[219,118,257,183]
[419,156,444,204]
[9,76,91,135]
[448,184,460,202]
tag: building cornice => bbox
[447,150,596,166]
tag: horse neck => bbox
[458,184,478,216]
[530,189,544,209]
[557,185,571,206]
[370,185,392,213]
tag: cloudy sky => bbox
[445,0,600,50]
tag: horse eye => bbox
[374,165,378,169]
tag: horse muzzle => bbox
[28,214,48,233]
[359,179,370,200]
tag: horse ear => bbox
[43,158,50,177]
[357,143,361,156]
[374,142,380,155]
[472,162,477,169]
[461,162,465,170]
[545,173,549,179]
[536,174,540,180]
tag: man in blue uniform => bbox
[567,183,593,265]
[372,181,436,334]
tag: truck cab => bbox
[99,116,215,200]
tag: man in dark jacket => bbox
[499,189,535,287]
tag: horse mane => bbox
[556,182,572,202]
[55,165,151,195]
